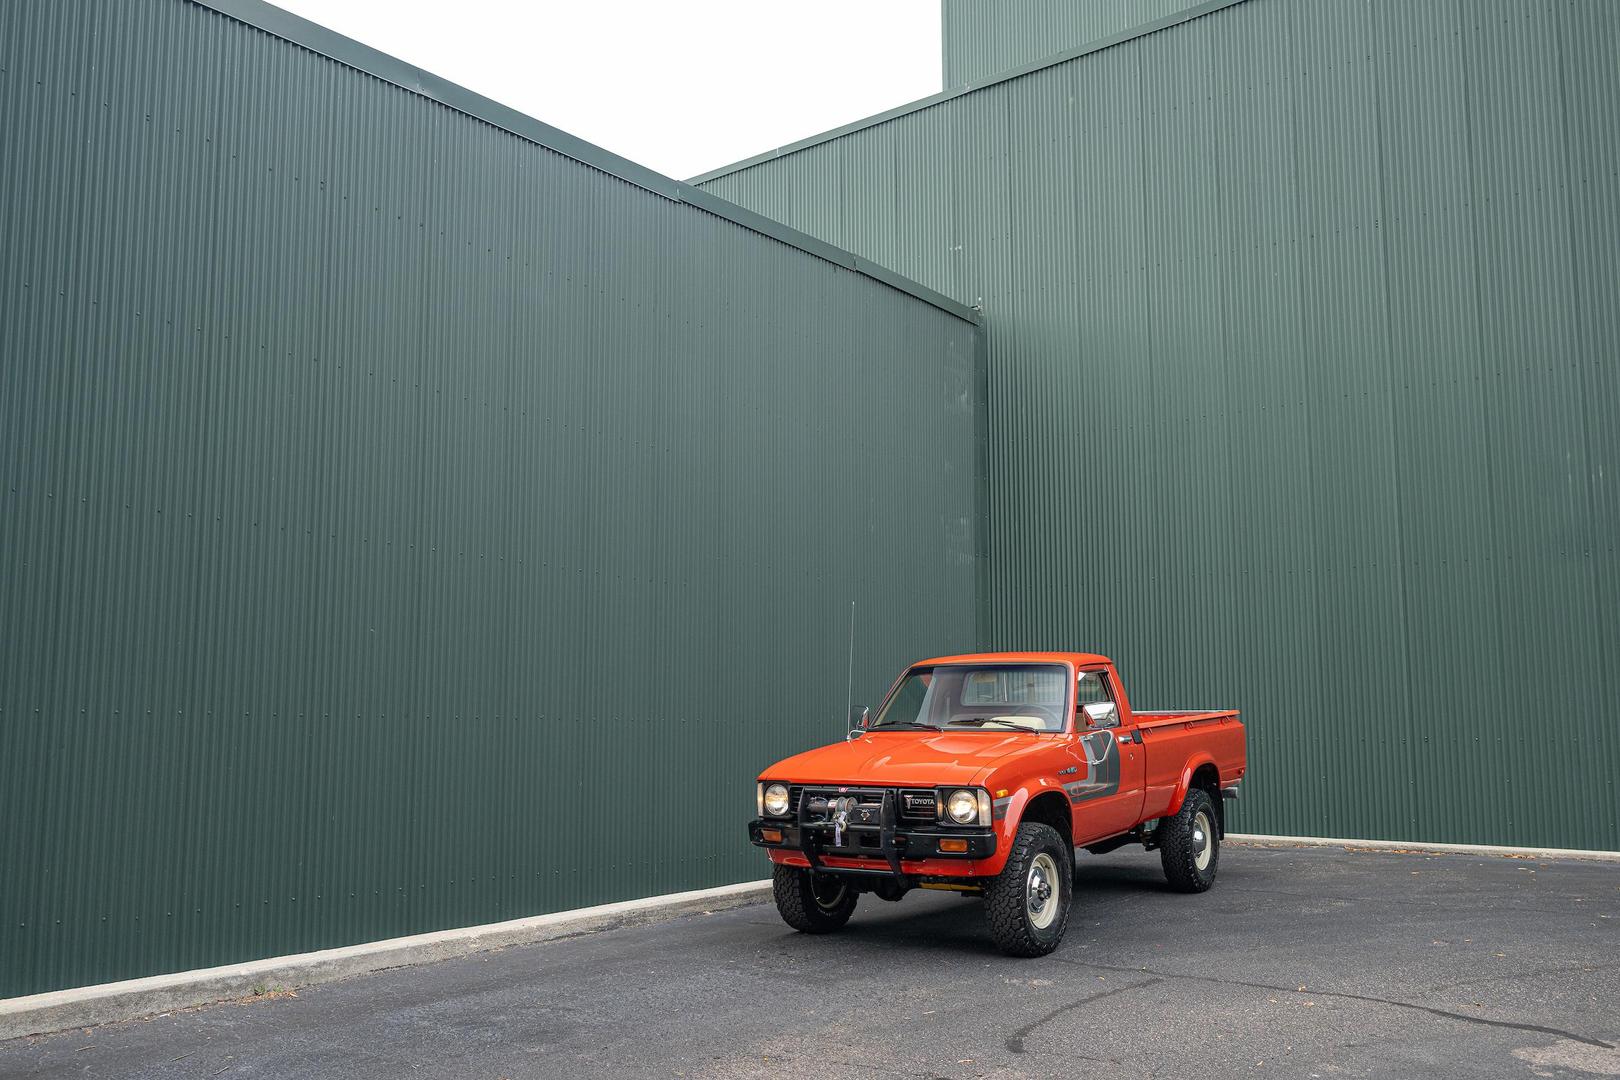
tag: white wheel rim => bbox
[1193,811,1214,871]
[812,877,846,912]
[1027,852,1061,930]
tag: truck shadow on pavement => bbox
[799,855,1180,958]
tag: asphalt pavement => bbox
[3,842,1617,1079]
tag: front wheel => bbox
[772,864,858,933]
[1159,788,1219,892]
[983,822,1072,956]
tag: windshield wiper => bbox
[871,721,940,731]
[948,717,1037,729]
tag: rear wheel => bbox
[1159,787,1219,892]
[772,864,858,933]
[983,822,1072,956]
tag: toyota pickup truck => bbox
[747,652,1245,956]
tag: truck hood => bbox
[761,731,1059,788]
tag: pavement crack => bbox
[1053,957,1615,1049]
[1004,977,1162,1054]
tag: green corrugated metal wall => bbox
[0,0,983,997]
[943,0,1209,86]
[700,0,1620,851]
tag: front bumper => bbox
[748,819,997,865]
[749,783,997,882]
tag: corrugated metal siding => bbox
[0,0,983,997]
[942,0,1210,87]
[702,0,1620,851]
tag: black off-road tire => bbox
[1159,787,1219,893]
[982,822,1072,957]
[772,865,858,933]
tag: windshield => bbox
[873,664,1069,733]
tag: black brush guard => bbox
[746,785,996,884]
[797,787,911,881]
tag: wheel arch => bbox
[1166,756,1223,833]
[1017,788,1073,851]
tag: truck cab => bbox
[747,652,1245,956]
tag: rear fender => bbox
[1165,754,1219,819]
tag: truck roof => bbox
[914,650,1111,668]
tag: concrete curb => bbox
[1229,833,1620,862]
[0,879,770,1042]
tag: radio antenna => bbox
[844,599,856,727]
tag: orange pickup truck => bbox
[748,652,1245,955]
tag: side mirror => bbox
[1083,702,1119,728]
[847,705,871,741]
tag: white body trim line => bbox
[1229,833,1620,862]
[0,879,770,1042]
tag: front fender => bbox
[984,775,1072,875]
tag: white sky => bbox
[272,0,943,180]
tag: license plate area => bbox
[840,805,883,828]
[809,827,886,853]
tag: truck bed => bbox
[1133,709,1245,820]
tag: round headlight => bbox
[763,783,791,817]
[946,788,979,825]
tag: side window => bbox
[1076,672,1119,728]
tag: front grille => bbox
[899,788,938,823]
[800,786,885,806]
[790,785,939,826]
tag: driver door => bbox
[1067,669,1148,844]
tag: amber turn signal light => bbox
[938,838,969,853]
[760,828,783,843]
